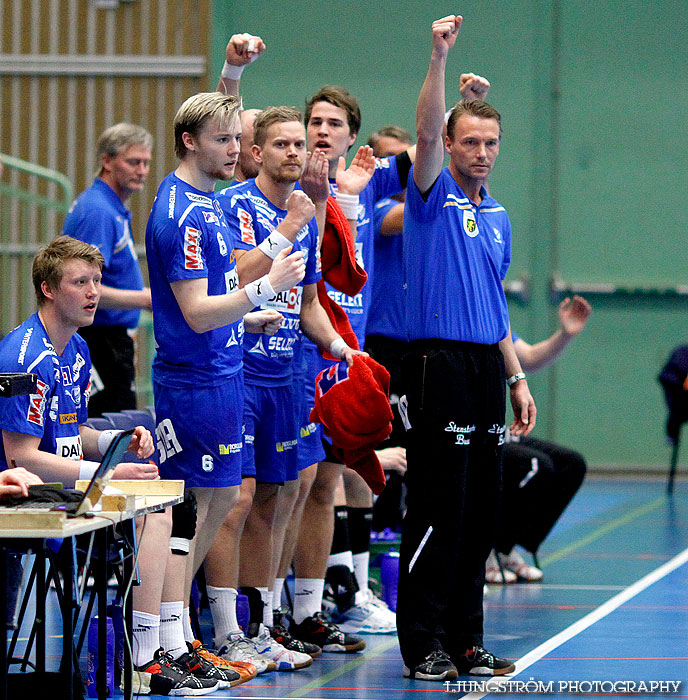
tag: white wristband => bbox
[221,61,244,81]
[507,372,526,387]
[79,460,100,482]
[329,337,348,359]
[97,429,123,456]
[244,274,276,307]
[257,231,292,260]
[335,192,359,220]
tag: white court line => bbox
[465,545,688,699]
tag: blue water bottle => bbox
[107,601,125,688]
[236,593,250,634]
[87,614,115,697]
[380,551,400,612]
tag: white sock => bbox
[327,550,354,571]
[292,578,324,624]
[132,611,160,667]
[207,585,240,645]
[259,587,273,628]
[159,601,186,660]
[352,551,370,604]
[182,606,194,643]
[273,577,285,611]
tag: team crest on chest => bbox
[463,210,479,237]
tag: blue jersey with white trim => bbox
[365,197,405,341]
[146,172,244,388]
[62,178,143,329]
[325,156,402,347]
[0,313,91,469]
[403,166,511,344]
[217,179,321,387]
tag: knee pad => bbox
[170,490,198,554]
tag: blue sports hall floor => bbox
[9,475,688,699]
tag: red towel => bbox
[309,356,392,494]
[316,196,367,360]
[321,196,367,296]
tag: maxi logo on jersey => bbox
[237,207,255,245]
[315,361,350,400]
[184,227,203,269]
[27,379,49,426]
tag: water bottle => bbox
[236,593,250,634]
[380,551,400,612]
[107,601,124,688]
[87,614,115,698]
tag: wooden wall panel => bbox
[1,0,211,335]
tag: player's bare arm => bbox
[216,32,266,96]
[173,246,305,334]
[299,283,367,367]
[414,14,463,194]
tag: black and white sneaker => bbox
[455,646,515,676]
[130,648,219,696]
[403,650,458,681]
[175,641,239,688]
[289,611,366,652]
[271,611,322,657]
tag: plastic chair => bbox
[122,410,159,465]
[101,412,136,430]
[122,409,156,435]
[83,417,113,431]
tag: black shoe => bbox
[271,612,322,657]
[131,648,219,696]
[402,650,458,682]
[289,611,366,652]
[454,645,515,676]
[175,641,240,688]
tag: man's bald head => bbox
[235,108,263,181]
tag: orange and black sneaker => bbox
[130,647,219,695]
[175,641,239,688]
[191,639,258,685]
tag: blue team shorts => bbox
[153,374,243,488]
[242,382,299,483]
[295,374,326,470]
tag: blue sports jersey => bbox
[325,156,403,348]
[365,197,405,341]
[0,313,91,469]
[403,167,511,344]
[145,172,244,388]
[62,178,143,329]
[217,179,321,387]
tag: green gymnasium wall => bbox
[211,1,688,472]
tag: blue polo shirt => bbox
[62,178,143,329]
[365,197,405,341]
[403,167,511,344]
